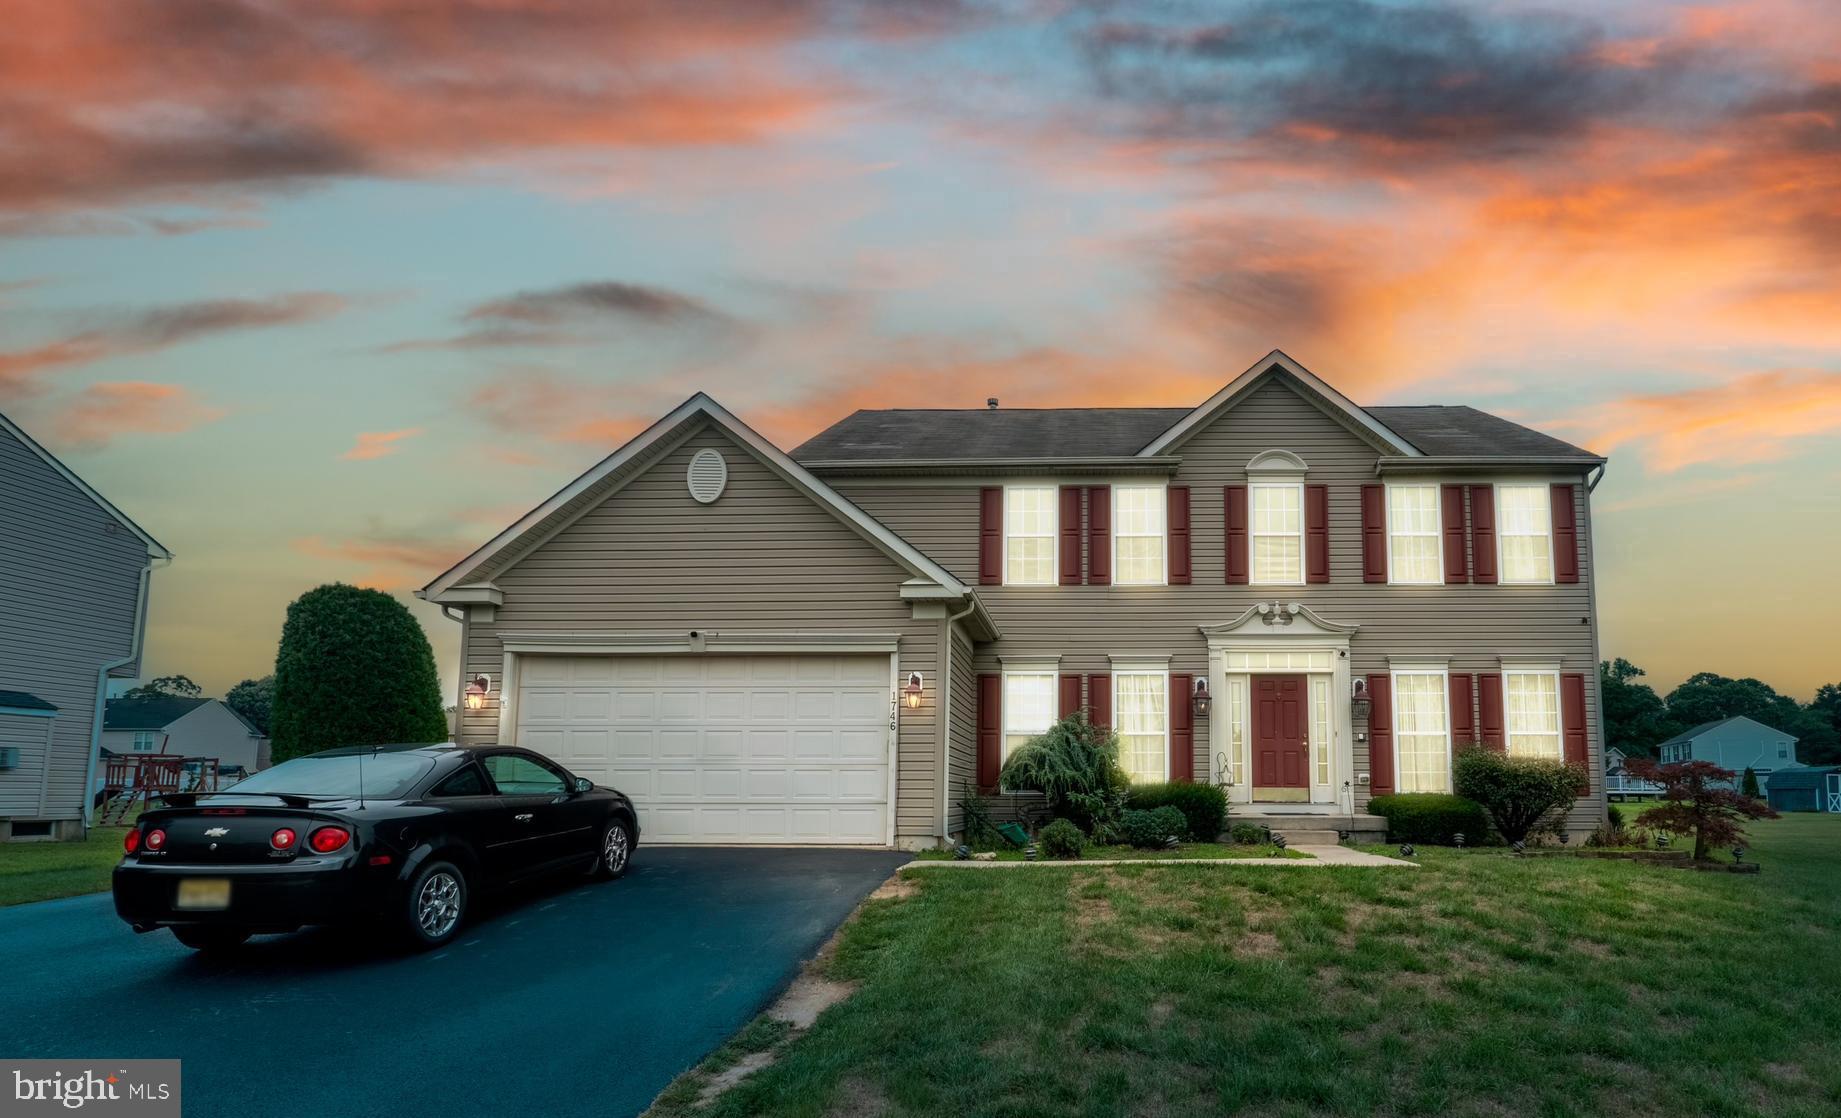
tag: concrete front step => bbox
[1225,813,1389,845]
[1270,828,1341,846]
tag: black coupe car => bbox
[113,743,639,951]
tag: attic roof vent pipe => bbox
[986,397,999,410]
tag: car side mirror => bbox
[573,777,593,794]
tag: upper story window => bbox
[1392,670,1451,792]
[1002,671,1056,760]
[1387,484,1441,585]
[132,731,157,753]
[1250,483,1303,585]
[1505,669,1561,760]
[1113,485,1166,585]
[1004,486,1056,586]
[1497,485,1554,584]
[1114,671,1169,782]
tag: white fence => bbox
[1606,772,1665,798]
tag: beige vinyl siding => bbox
[946,626,976,833]
[0,424,152,824]
[456,424,943,843]
[833,377,1606,833]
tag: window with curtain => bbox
[1392,672,1451,792]
[1004,487,1056,585]
[1114,672,1168,781]
[1310,676,1332,786]
[1388,485,1441,584]
[1505,671,1562,759]
[1497,485,1554,584]
[1251,483,1303,584]
[1226,678,1246,786]
[132,731,157,753]
[1113,486,1166,585]
[1002,672,1056,759]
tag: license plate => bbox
[175,878,231,910]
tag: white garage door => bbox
[515,654,892,845]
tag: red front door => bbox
[1253,675,1309,790]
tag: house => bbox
[1765,766,1841,813]
[100,696,269,777]
[1655,715,1797,787]
[1,411,170,841]
[419,350,1609,848]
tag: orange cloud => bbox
[292,533,471,591]
[48,381,226,448]
[1553,370,1841,472]
[340,427,424,461]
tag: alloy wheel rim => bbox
[604,825,629,873]
[417,871,461,937]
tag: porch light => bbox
[902,672,924,710]
[464,674,492,711]
[1191,678,1212,718]
[1350,677,1371,722]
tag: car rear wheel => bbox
[402,860,467,949]
[593,819,632,879]
[171,926,250,953]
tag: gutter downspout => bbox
[1583,462,1608,825]
[939,595,980,845]
[84,554,168,830]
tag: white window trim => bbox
[1494,482,1556,587]
[1503,667,1564,761]
[1002,484,1058,588]
[1385,483,1444,586]
[132,731,158,753]
[1113,668,1170,783]
[1390,666,1452,794]
[1110,483,1168,587]
[1249,481,1305,587]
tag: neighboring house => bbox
[419,350,1609,848]
[1655,715,1798,787]
[100,697,270,777]
[0,410,170,841]
[1765,766,1841,814]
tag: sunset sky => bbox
[3,0,1837,700]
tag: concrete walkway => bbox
[904,845,1417,869]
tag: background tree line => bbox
[1601,658,1841,766]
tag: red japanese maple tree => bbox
[1624,758,1778,861]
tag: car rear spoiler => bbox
[158,792,337,809]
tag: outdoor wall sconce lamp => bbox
[1350,677,1372,722]
[902,672,924,710]
[464,674,492,711]
[1191,678,1212,718]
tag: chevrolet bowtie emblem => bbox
[204,827,229,838]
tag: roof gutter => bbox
[84,553,168,829]
[800,456,1184,477]
[1375,454,1607,474]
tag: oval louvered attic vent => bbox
[687,448,728,504]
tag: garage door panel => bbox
[517,653,890,845]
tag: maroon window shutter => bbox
[1478,673,1504,750]
[1441,484,1469,584]
[1469,485,1497,584]
[1305,484,1330,584]
[1551,484,1579,584]
[1086,673,1111,729]
[977,673,1002,791]
[1170,673,1194,782]
[1058,674,1082,720]
[978,487,1003,586]
[1361,484,1387,583]
[1059,486,1084,586]
[1367,674,1394,795]
[1087,487,1111,586]
[1224,485,1249,584]
[1562,673,1588,769]
[1168,486,1192,585]
[1449,673,1475,745]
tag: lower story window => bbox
[1002,672,1056,760]
[1392,672,1450,792]
[1114,671,1168,782]
[1505,670,1562,760]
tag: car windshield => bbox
[220,752,436,800]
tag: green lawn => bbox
[0,825,131,907]
[656,815,1841,1118]
[914,843,1311,862]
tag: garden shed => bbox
[1764,767,1841,813]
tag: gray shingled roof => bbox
[791,403,1598,463]
[103,696,210,731]
[0,689,57,712]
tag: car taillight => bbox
[144,829,166,851]
[308,827,350,854]
[271,827,297,850]
[123,829,141,854]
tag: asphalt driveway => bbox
[2,846,909,1118]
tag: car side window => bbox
[430,763,490,798]
[482,753,567,796]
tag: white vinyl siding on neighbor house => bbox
[1114,671,1168,782]
[1506,670,1563,760]
[1250,483,1303,585]
[1387,484,1442,585]
[1113,485,1167,585]
[1002,671,1056,760]
[132,731,157,753]
[1392,670,1451,792]
[1497,485,1554,584]
[1004,486,1056,586]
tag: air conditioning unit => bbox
[0,747,18,770]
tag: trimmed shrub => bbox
[271,584,447,762]
[1228,822,1267,845]
[1606,803,1625,830]
[999,712,1129,835]
[1127,782,1228,842]
[1039,818,1086,859]
[1452,746,1589,844]
[1366,793,1492,845]
[1120,806,1187,849]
